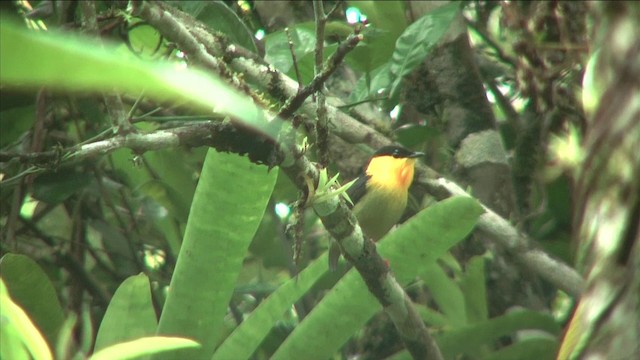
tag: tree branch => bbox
[425,177,584,298]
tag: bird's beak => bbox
[408,151,425,159]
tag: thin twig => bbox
[278,33,362,120]
[285,27,303,90]
[313,0,330,167]
[464,17,517,68]
[0,122,222,187]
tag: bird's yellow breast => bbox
[365,155,416,192]
[352,155,416,241]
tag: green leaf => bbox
[459,255,489,323]
[194,1,257,53]
[94,274,158,352]
[153,150,278,359]
[126,21,167,59]
[271,196,483,359]
[348,62,392,104]
[420,263,467,327]
[0,278,53,360]
[90,336,200,360]
[352,1,407,40]
[388,2,460,101]
[265,24,317,74]
[0,254,64,349]
[346,1,407,72]
[437,309,561,359]
[292,43,339,84]
[264,22,339,84]
[0,20,271,137]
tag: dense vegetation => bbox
[1,1,638,359]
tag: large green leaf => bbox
[94,274,158,352]
[271,196,483,359]
[0,20,270,136]
[388,2,460,101]
[153,150,277,359]
[0,254,64,349]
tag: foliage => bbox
[1,1,625,359]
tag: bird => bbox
[329,145,424,270]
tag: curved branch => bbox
[425,177,584,298]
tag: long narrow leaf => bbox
[271,196,482,359]
[154,150,277,359]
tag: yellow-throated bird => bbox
[329,145,424,270]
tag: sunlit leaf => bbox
[0,279,53,360]
[90,336,199,360]
[0,20,272,137]
[0,254,64,349]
